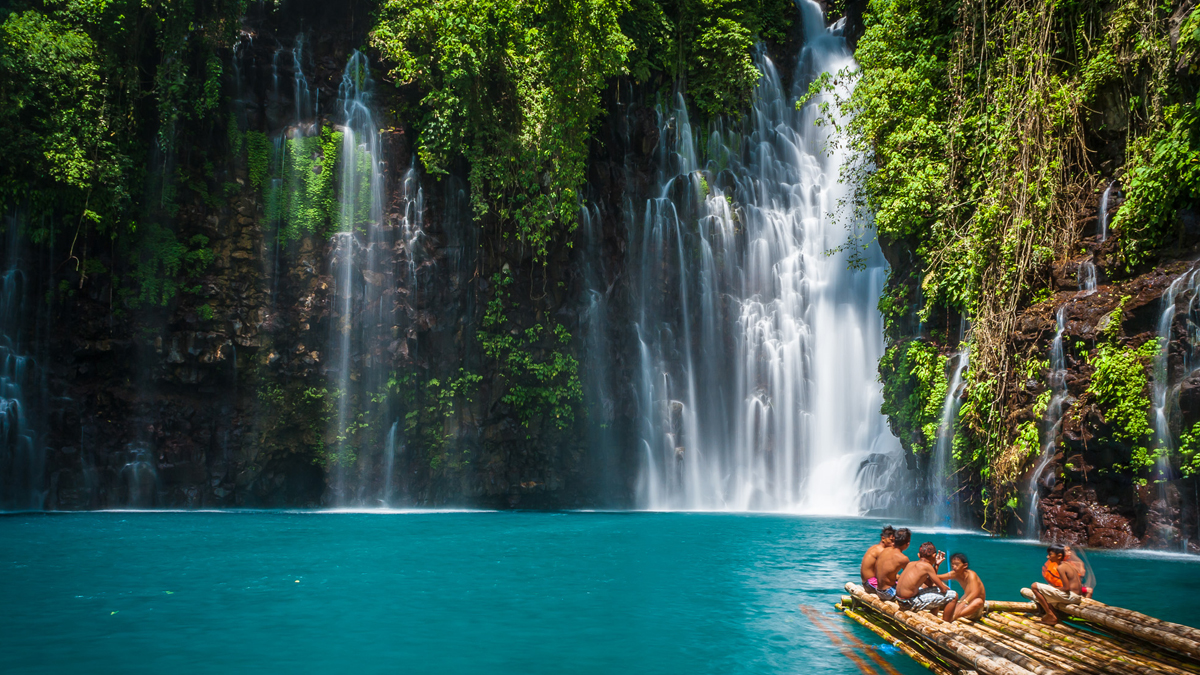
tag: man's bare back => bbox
[861,542,887,584]
[861,526,896,584]
[896,557,948,600]
[874,546,909,591]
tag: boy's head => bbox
[1047,544,1065,562]
[950,552,969,571]
[918,542,938,561]
[893,527,911,550]
[880,525,896,545]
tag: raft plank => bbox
[839,582,1200,675]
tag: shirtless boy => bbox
[868,527,911,599]
[939,552,986,622]
[895,542,956,612]
[861,525,896,586]
[1031,544,1082,625]
[1062,544,1092,598]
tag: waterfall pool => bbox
[2,512,1196,674]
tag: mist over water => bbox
[629,1,900,513]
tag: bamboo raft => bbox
[837,582,1200,675]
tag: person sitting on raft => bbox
[1062,544,1093,598]
[1031,543,1083,625]
[860,525,896,587]
[895,542,956,612]
[868,527,911,599]
[938,552,985,622]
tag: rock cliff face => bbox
[879,184,1200,552]
[12,2,657,510]
[3,0,1197,554]
[1026,238,1200,553]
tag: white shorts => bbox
[1032,582,1082,606]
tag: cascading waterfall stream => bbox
[1098,181,1114,242]
[1027,306,1068,537]
[1078,261,1097,293]
[0,219,46,509]
[1149,268,1200,504]
[330,51,392,505]
[929,328,969,528]
[632,1,900,512]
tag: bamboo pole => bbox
[1019,587,1200,660]
[975,623,1104,675]
[998,612,1197,675]
[901,611,1063,675]
[975,615,1134,675]
[981,613,1127,675]
[846,583,1200,675]
[842,606,957,675]
[1055,603,1200,660]
[967,619,1107,675]
[984,601,1039,614]
[1079,599,1200,643]
[1083,626,1200,673]
[846,584,1041,675]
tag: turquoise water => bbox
[2,512,1197,674]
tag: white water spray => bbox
[330,51,389,504]
[929,331,969,527]
[1098,182,1114,242]
[1027,306,1068,537]
[1078,261,1097,294]
[633,1,900,512]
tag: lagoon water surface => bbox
[2,511,1197,674]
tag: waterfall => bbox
[329,51,393,505]
[0,219,46,510]
[1027,306,1068,537]
[382,421,400,506]
[929,331,969,528]
[1149,269,1200,502]
[1078,261,1097,293]
[1098,182,1114,242]
[631,1,900,512]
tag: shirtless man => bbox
[1031,544,1082,625]
[868,527,911,600]
[860,525,896,586]
[895,542,957,612]
[939,552,986,622]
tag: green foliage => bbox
[262,126,341,241]
[245,131,271,189]
[1177,419,1200,477]
[1,0,247,309]
[0,9,128,234]
[851,0,1195,526]
[879,339,949,454]
[478,271,583,430]
[196,303,214,321]
[1087,339,1158,458]
[1113,102,1200,268]
[624,0,794,114]
[842,0,958,247]
[372,0,631,259]
[372,0,796,259]
[688,17,759,117]
[122,226,213,306]
[1013,420,1040,459]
